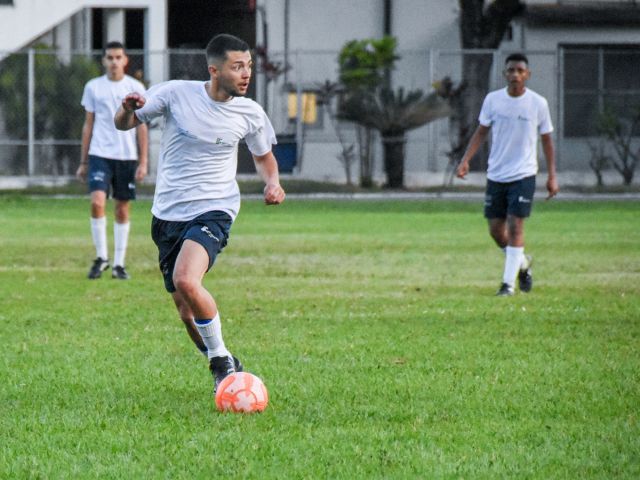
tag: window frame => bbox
[561,43,640,137]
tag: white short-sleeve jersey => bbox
[81,74,146,160]
[478,87,553,183]
[135,80,277,221]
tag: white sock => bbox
[502,246,530,270]
[195,313,230,359]
[113,222,130,267]
[90,216,108,260]
[503,246,524,287]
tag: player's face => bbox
[102,48,128,80]
[503,60,530,94]
[215,50,253,97]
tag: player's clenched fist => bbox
[122,92,146,111]
[264,183,286,205]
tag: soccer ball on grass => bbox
[215,372,269,413]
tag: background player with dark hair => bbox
[457,53,559,296]
[77,41,148,280]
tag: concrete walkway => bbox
[242,191,640,201]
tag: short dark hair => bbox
[205,34,250,65]
[104,41,125,55]
[505,53,528,65]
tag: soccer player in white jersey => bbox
[456,53,559,296]
[114,34,286,393]
[76,41,148,280]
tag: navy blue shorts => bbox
[484,175,536,219]
[151,211,233,293]
[88,155,137,200]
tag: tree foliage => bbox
[597,107,640,185]
[0,46,100,174]
[459,0,524,49]
[337,36,452,188]
[340,87,450,137]
[338,36,398,90]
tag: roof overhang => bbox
[525,4,640,27]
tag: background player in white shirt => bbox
[114,34,286,393]
[76,41,148,280]
[456,53,559,296]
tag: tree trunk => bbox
[357,125,375,188]
[457,0,525,170]
[459,53,493,171]
[382,133,406,189]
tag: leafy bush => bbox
[0,46,100,174]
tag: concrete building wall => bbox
[1,0,638,185]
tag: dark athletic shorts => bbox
[151,211,233,293]
[484,175,536,219]
[88,155,137,200]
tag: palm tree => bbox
[339,85,451,188]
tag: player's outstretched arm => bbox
[114,92,145,131]
[253,151,286,205]
[541,133,559,199]
[456,125,490,179]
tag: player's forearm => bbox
[541,134,556,177]
[80,126,92,164]
[461,126,489,164]
[114,107,139,131]
[136,123,149,166]
[254,151,281,187]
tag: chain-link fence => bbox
[1,47,637,185]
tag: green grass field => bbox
[1,196,639,479]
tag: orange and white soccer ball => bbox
[215,372,269,413]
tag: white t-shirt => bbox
[479,87,553,183]
[81,74,146,160]
[135,80,276,221]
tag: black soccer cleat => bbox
[111,265,130,280]
[209,355,237,393]
[496,282,515,297]
[232,355,243,373]
[88,257,109,279]
[518,255,533,293]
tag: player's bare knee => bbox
[90,202,105,217]
[115,202,130,223]
[173,273,198,298]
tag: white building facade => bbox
[0,0,638,186]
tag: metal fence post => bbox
[556,48,563,169]
[294,49,303,173]
[28,48,35,176]
[429,48,437,172]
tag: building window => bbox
[288,91,324,129]
[562,44,640,137]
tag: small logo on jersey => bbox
[215,138,224,145]
[517,115,530,122]
[518,196,531,203]
[200,226,220,242]
[128,182,136,190]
